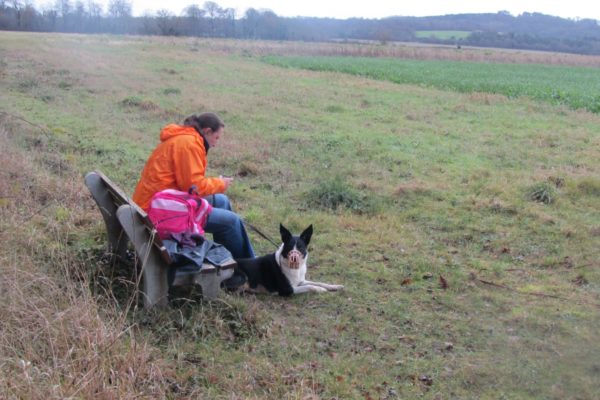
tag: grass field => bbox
[263,55,600,113]
[1,32,600,399]
[415,31,472,40]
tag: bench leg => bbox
[117,205,169,308]
[141,254,170,308]
[84,172,128,262]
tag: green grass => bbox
[415,30,471,40]
[263,55,600,113]
[1,32,600,399]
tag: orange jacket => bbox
[132,124,226,210]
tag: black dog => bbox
[233,224,344,296]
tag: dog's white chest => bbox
[282,263,307,287]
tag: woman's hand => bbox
[220,175,234,191]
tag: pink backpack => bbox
[147,189,212,239]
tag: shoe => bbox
[221,270,247,290]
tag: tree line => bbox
[2,1,600,55]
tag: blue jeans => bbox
[204,194,255,259]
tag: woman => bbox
[132,112,255,260]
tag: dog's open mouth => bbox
[287,249,302,269]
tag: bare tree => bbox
[107,0,130,18]
[184,4,204,19]
[203,0,221,36]
[243,8,260,39]
[184,3,204,36]
[86,0,102,18]
[41,5,58,30]
[156,9,177,35]
[54,0,70,17]
[21,3,37,30]
[72,0,84,30]
[222,7,235,37]
[11,0,22,28]
[107,0,131,33]
[139,10,155,34]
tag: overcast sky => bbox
[128,0,600,20]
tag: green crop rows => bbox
[263,55,600,113]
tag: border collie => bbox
[234,224,344,296]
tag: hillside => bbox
[1,32,599,398]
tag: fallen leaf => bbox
[561,257,574,269]
[398,335,415,343]
[401,278,413,285]
[439,275,449,289]
[572,275,588,286]
[422,272,433,280]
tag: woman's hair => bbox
[183,112,224,134]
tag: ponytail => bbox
[183,112,224,134]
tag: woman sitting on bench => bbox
[132,112,255,264]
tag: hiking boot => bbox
[221,270,247,290]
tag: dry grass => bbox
[180,37,600,67]
[0,126,177,399]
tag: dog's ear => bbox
[300,224,313,246]
[280,223,292,244]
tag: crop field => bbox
[263,55,600,113]
[415,31,472,40]
[1,32,600,399]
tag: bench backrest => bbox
[86,171,172,265]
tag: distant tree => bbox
[184,3,204,19]
[11,0,23,29]
[375,28,393,44]
[85,0,102,32]
[183,4,204,36]
[203,1,221,36]
[258,10,285,40]
[156,9,177,35]
[86,0,102,18]
[72,0,84,30]
[139,10,155,34]
[242,7,260,39]
[222,7,234,37]
[107,0,130,33]
[41,6,58,30]
[107,0,130,18]
[54,0,70,18]
[21,3,38,30]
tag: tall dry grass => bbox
[179,37,600,67]
[0,124,176,399]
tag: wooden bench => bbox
[84,170,235,308]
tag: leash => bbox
[204,193,280,248]
[243,220,280,248]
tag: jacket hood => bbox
[159,124,199,142]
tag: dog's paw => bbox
[313,286,328,293]
[328,284,344,291]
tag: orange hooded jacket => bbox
[132,124,226,210]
